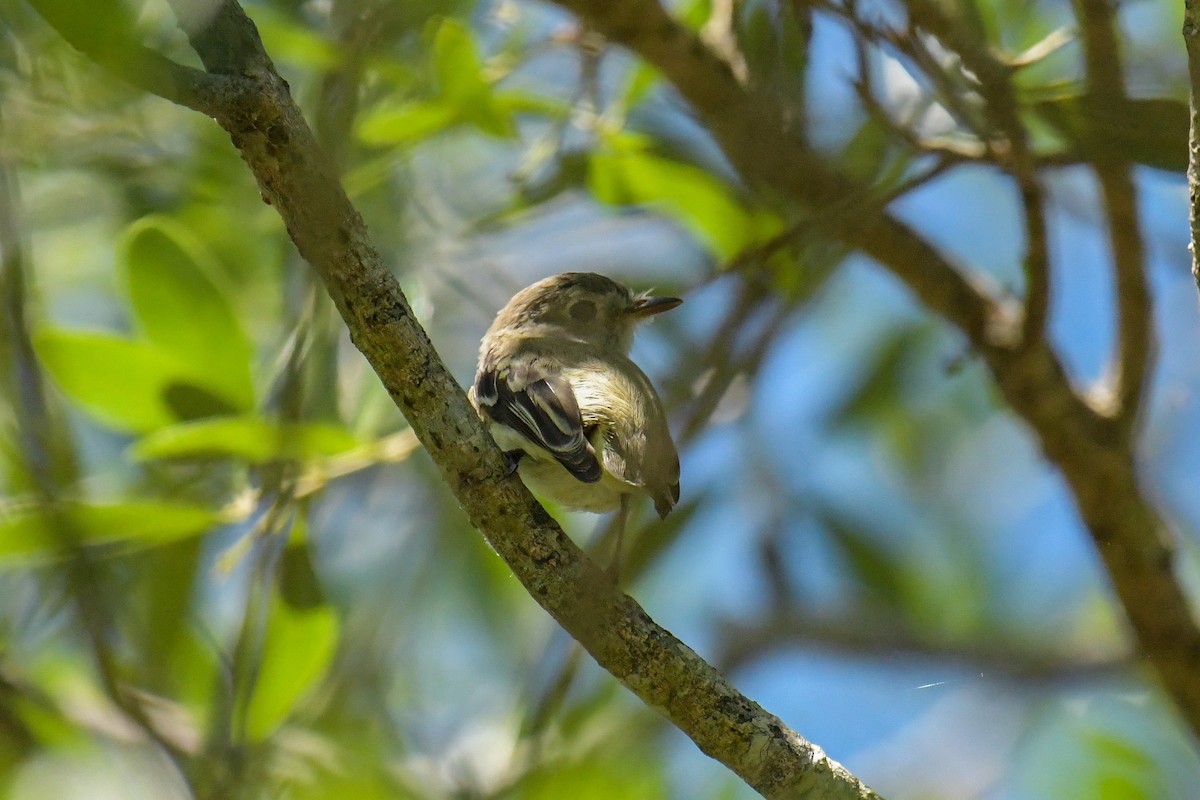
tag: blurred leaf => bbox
[0,501,222,560]
[25,0,140,67]
[128,537,204,692]
[131,415,362,463]
[162,382,241,421]
[830,326,926,430]
[619,62,661,113]
[356,99,458,146]
[494,90,570,119]
[841,117,893,183]
[1095,773,1150,800]
[517,755,664,800]
[1032,95,1187,172]
[1082,730,1161,800]
[244,594,339,742]
[589,145,775,260]
[121,217,255,412]
[678,0,712,30]
[737,0,811,100]
[431,18,515,137]
[820,511,907,607]
[358,20,517,144]
[246,5,342,71]
[431,18,487,103]
[279,535,326,611]
[34,330,189,433]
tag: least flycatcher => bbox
[470,272,682,574]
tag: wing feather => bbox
[473,361,602,483]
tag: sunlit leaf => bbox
[432,18,486,101]
[494,90,569,119]
[244,594,339,742]
[356,100,459,147]
[121,217,255,412]
[678,0,712,30]
[517,756,665,800]
[35,330,189,433]
[589,146,775,260]
[25,0,140,67]
[0,501,222,560]
[131,416,362,463]
[246,5,342,71]
[431,18,516,138]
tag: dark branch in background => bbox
[1184,2,1200,302]
[1073,0,1154,435]
[28,1,881,798]
[718,612,1132,684]
[544,0,1200,740]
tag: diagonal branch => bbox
[32,1,882,798]
[545,0,1200,741]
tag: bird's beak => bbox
[630,293,683,318]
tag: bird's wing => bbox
[474,359,602,483]
[571,362,680,519]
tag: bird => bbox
[470,272,681,577]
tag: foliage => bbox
[0,0,1196,798]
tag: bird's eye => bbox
[569,300,596,322]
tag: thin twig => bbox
[902,0,1051,344]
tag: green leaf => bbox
[841,117,892,183]
[494,90,570,119]
[244,594,339,741]
[0,501,222,560]
[35,329,189,433]
[131,416,362,463]
[431,18,488,104]
[820,511,908,607]
[589,147,772,261]
[121,217,255,412]
[430,18,516,138]
[618,62,660,113]
[245,5,342,71]
[26,0,141,68]
[518,756,665,800]
[356,99,459,147]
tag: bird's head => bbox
[489,272,682,353]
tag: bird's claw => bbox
[502,450,524,477]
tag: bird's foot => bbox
[502,450,524,477]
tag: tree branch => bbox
[24,0,242,116]
[1184,1,1200,302]
[30,1,883,797]
[1074,0,1154,434]
[902,0,1051,343]
[545,0,1200,741]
